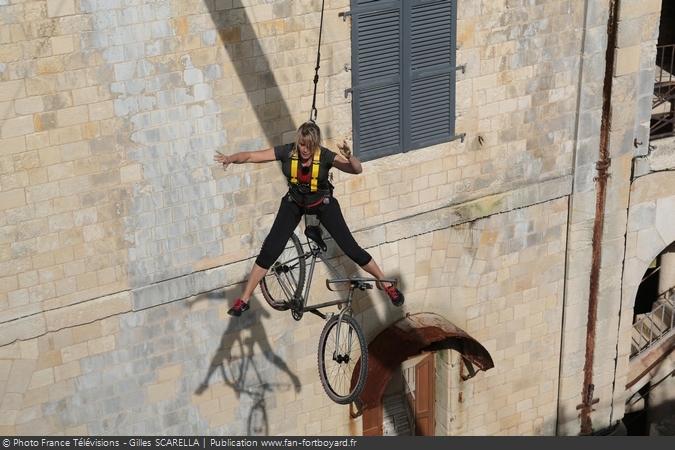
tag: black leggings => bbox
[256,196,372,269]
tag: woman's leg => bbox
[239,263,268,303]
[316,198,371,266]
[317,199,403,305]
[230,198,302,315]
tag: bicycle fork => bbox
[333,291,355,364]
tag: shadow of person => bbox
[196,298,301,396]
[203,1,299,150]
[186,285,240,309]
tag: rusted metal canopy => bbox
[357,312,494,409]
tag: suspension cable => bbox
[309,0,326,123]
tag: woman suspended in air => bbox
[215,121,404,316]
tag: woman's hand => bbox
[333,140,362,174]
[214,151,234,170]
[214,148,276,169]
[337,140,352,159]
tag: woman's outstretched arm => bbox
[214,148,276,170]
[332,141,362,174]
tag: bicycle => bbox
[221,335,294,435]
[259,223,398,404]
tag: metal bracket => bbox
[577,383,600,411]
[338,11,352,21]
[344,87,353,99]
[456,64,466,74]
[460,356,477,381]
[576,398,599,411]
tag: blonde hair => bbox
[292,121,321,157]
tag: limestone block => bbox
[28,367,54,389]
[53,361,80,382]
[0,80,26,102]
[51,36,74,55]
[0,189,26,211]
[17,340,38,361]
[636,228,665,262]
[655,196,675,245]
[56,106,89,127]
[45,292,131,332]
[47,0,76,18]
[619,0,662,20]
[1,116,34,139]
[6,359,36,394]
[14,97,44,115]
[60,341,88,363]
[87,335,115,355]
[614,45,641,76]
[158,363,183,382]
[645,140,675,172]
[0,314,46,347]
[88,101,114,121]
[147,380,176,403]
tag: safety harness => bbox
[290,147,321,192]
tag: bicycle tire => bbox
[317,314,368,404]
[247,401,268,436]
[260,233,306,311]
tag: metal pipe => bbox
[579,0,620,435]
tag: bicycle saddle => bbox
[305,225,327,252]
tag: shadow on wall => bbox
[191,288,301,436]
[203,1,342,254]
[203,1,308,149]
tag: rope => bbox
[309,0,326,123]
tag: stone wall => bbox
[0,195,568,435]
[616,170,675,421]
[556,0,663,434]
[0,0,667,436]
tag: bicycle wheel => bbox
[317,314,368,404]
[247,401,268,436]
[260,233,306,311]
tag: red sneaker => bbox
[228,298,250,317]
[384,285,404,307]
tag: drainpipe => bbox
[578,0,620,435]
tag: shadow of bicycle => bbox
[195,301,301,435]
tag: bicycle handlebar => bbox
[325,277,398,292]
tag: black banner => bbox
[1,436,671,450]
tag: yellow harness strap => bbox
[290,148,322,192]
[310,147,320,192]
[290,158,298,185]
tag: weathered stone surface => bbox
[0,0,669,437]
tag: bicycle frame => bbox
[277,233,397,321]
[266,230,396,404]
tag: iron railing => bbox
[651,44,675,140]
[402,365,416,436]
[630,286,675,358]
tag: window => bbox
[350,0,458,161]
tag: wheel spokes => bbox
[323,320,362,397]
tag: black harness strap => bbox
[309,0,326,122]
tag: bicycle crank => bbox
[290,296,304,321]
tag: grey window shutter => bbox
[351,1,403,161]
[405,0,456,151]
[351,0,456,159]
